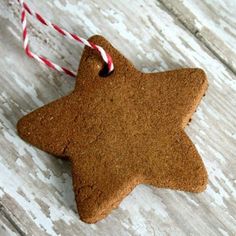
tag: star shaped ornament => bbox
[17,35,208,223]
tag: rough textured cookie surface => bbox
[17,35,208,223]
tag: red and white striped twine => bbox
[17,0,114,77]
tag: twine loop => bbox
[18,0,114,77]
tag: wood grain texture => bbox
[160,0,236,74]
[0,0,236,235]
[0,205,20,236]
[0,218,19,236]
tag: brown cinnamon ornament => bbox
[17,35,208,223]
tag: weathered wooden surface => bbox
[160,0,236,74]
[0,206,20,236]
[0,0,236,235]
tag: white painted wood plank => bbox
[159,0,236,73]
[0,221,19,236]
[0,208,20,236]
[0,0,236,235]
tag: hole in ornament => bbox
[99,63,114,77]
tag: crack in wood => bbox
[158,0,236,75]
[0,202,26,236]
